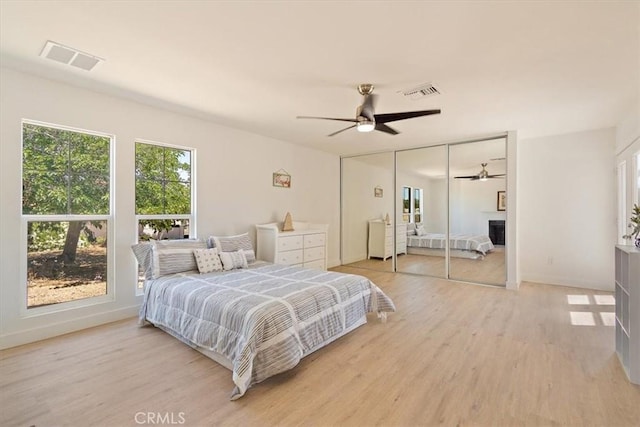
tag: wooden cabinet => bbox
[615,245,640,384]
[256,222,328,270]
[367,220,407,260]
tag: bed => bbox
[406,231,494,259]
[134,237,395,400]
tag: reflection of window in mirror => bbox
[401,186,424,223]
[402,187,411,222]
[414,188,423,223]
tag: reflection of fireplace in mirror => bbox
[488,220,505,246]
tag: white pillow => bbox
[416,225,426,236]
[219,249,248,271]
[193,248,223,274]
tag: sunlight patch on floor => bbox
[567,295,590,305]
[570,311,596,326]
[599,312,616,326]
[594,295,615,305]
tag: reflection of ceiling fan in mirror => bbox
[296,84,441,137]
[454,163,505,181]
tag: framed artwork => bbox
[273,171,291,188]
[374,186,383,198]
[497,191,506,211]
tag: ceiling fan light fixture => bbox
[356,121,375,133]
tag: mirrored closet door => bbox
[448,138,506,285]
[395,145,447,278]
[341,152,395,272]
[341,135,508,287]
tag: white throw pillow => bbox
[193,248,223,274]
[416,225,426,236]
[219,249,249,271]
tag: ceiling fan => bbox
[454,163,505,181]
[297,84,441,136]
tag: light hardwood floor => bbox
[346,249,506,285]
[1,268,639,426]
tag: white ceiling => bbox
[1,1,638,156]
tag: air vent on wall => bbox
[399,82,442,100]
[39,40,103,71]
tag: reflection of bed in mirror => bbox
[405,223,494,259]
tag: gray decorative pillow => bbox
[207,233,256,263]
[131,243,154,279]
[193,248,223,274]
[219,249,248,271]
[150,239,207,278]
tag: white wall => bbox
[341,155,393,264]
[519,128,616,290]
[0,67,340,349]
[450,179,506,235]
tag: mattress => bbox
[407,233,494,255]
[139,263,395,399]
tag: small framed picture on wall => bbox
[497,191,506,211]
[374,186,383,198]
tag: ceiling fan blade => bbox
[297,116,358,123]
[375,123,399,135]
[327,124,357,137]
[453,175,478,179]
[487,174,505,178]
[374,109,441,124]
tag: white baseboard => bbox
[0,305,140,350]
[521,275,613,292]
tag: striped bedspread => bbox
[139,263,395,399]
[407,233,494,255]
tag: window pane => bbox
[22,124,68,173]
[165,181,191,214]
[70,137,110,174]
[135,143,192,215]
[166,148,191,183]
[135,144,164,180]
[22,171,69,214]
[70,174,110,214]
[135,179,165,215]
[27,221,107,308]
[22,123,110,215]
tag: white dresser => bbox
[615,245,640,384]
[256,222,328,270]
[367,220,407,261]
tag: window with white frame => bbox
[22,121,112,309]
[402,186,424,223]
[135,141,194,287]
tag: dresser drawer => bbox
[278,235,303,252]
[276,249,303,265]
[304,246,325,262]
[304,233,326,248]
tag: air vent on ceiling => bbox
[399,82,441,100]
[39,40,103,71]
